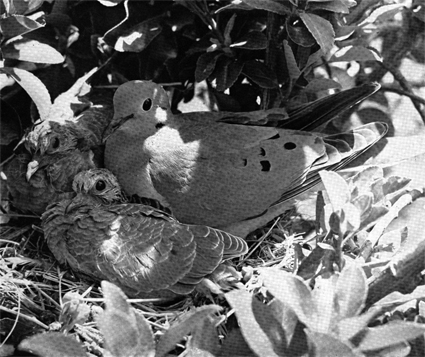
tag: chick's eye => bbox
[51,137,60,149]
[95,180,106,191]
[142,98,152,111]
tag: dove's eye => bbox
[142,98,152,111]
[51,137,60,150]
[95,180,106,191]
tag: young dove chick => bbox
[104,81,388,233]
[41,169,247,299]
[3,73,113,215]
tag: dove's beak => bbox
[26,160,40,181]
[65,194,85,214]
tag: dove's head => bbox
[25,123,93,181]
[108,80,171,139]
[72,169,126,205]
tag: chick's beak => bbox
[64,194,85,214]
[26,160,40,181]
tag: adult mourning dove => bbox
[41,169,247,298]
[104,81,388,233]
[3,74,113,215]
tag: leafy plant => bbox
[13,281,223,357]
[226,264,425,357]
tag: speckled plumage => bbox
[105,81,388,230]
[42,169,247,298]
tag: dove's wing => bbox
[42,196,247,296]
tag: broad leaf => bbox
[156,306,222,357]
[351,194,373,221]
[186,315,221,357]
[307,0,352,14]
[195,52,221,83]
[320,171,351,211]
[114,16,163,52]
[360,4,404,26]
[374,286,425,310]
[214,58,243,92]
[97,282,155,357]
[18,333,87,357]
[242,60,278,88]
[286,15,316,47]
[303,78,341,93]
[299,13,335,55]
[335,264,367,319]
[2,38,63,63]
[225,289,287,357]
[358,322,425,352]
[330,46,382,63]
[262,269,317,327]
[98,0,124,6]
[1,14,45,41]
[305,330,363,357]
[239,0,291,15]
[0,67,51,120]
[6,0,45,15]
[224,13,236,46]
[282,40,300,82]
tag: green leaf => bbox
[340,203,361,233]
[195,52,221,83]
[296,244,335,280]
[360,4,404,25]
[351,166,384,197]
[4,0,45,15]
[239,0,291,15]
[307,0,352,14]
[359,206,389,231]
[303,78,341,93]
[186,315,221,357]
[286,15,316,47]
[0,14,45,42]
[231,31,267,50]
[320,171,351,211]
[299,12,335,55]
[156,306,222,357]
[382,176,412,197]
[373,286,425,310]
[242,60,278,88]
[97,281,155,357]
[302,48,325,74]
[358,322,425,352]
[329,46,382,63]
[98,0,124,6]
[282,40,300,82]
[335,264,367,319]
[225,289,287,357]
[310,276,337,333]
[0,67,51,120]
[224,13,237,46]
[214,58,243,92]
[262,269,317,328]
[305,330,363,357]
[351,194,373,221]
[2,38,64,63]
[18,333,87,357]
[215,1,254,13]
[114,16,163,52]
[338,310,379,342]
